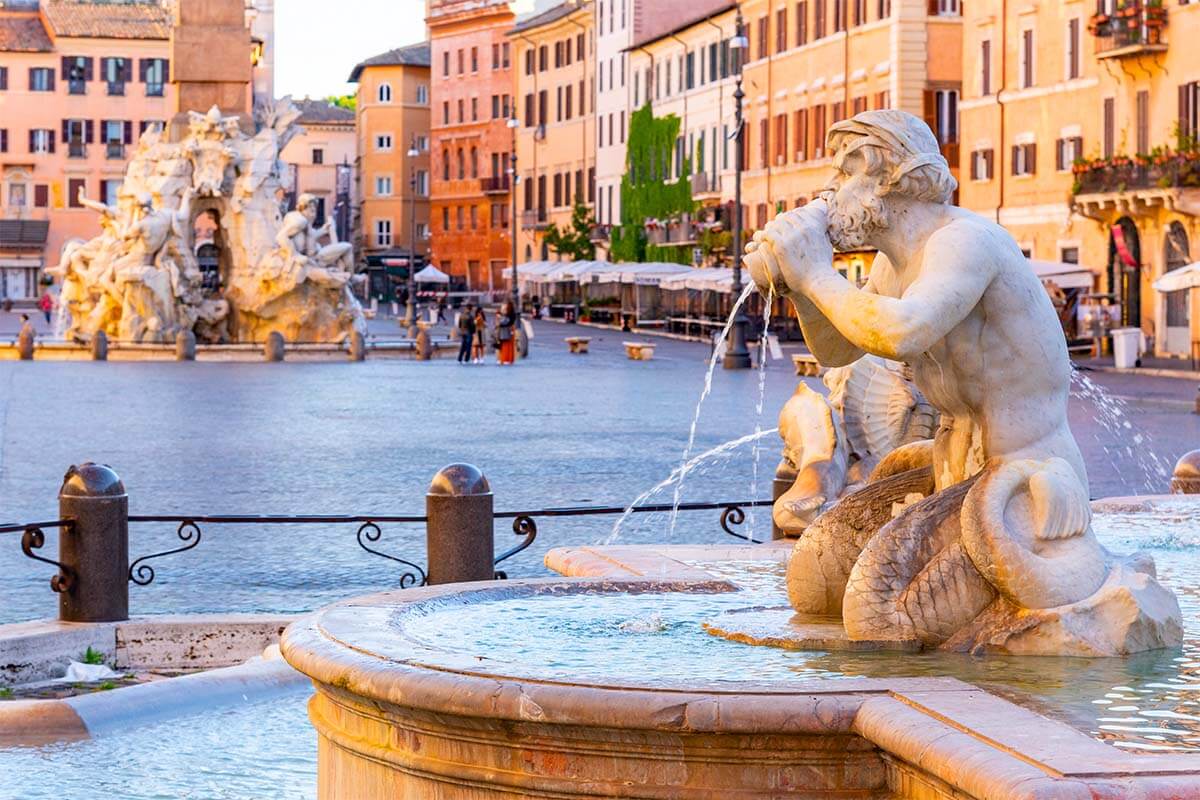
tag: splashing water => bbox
[667,284,756,538]
[746,290,774,541]
[603,427,779,545]
[1071,370,1171,495]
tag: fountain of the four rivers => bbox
[278,111,1200,798]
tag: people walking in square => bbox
[472,306,487,363]
[436,293,447,324]
[38,291,53,324]
[457,303,476,363]
[495,301,516,365]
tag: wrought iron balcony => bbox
[645,219,697,245]
[1073,154,1200,196]
[521,209,549,230]
[691,173,722,197]
[1090,2,1168,60]
[480,175,510,194]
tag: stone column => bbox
[58,463,129,622]
[425,464,494,585]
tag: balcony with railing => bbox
[690,173,722,198]
[481,175,510,194]
[1090,2,1168,60]
[645,218,698,246]
[521,209,549,230]
[1072,150,1200,217]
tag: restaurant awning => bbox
[1030,260,1094,290]
[413,264,450,283]
[1153,263,1200,293]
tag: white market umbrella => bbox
[413,264,451,284]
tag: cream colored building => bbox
[510,0,594,262]
[279,99,356,242]
[628,2,739,263]
[738,0,962,255]
[349,42,431,270]
[960,0,1200,357]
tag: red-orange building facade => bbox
[428,0,514,292]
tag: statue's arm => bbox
[800,233,994,362]
[788,282,872,367]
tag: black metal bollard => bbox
[58,463,129,622]
[176,330,196,361]
[348,330,366,362]
[264,331,285,362]
[91,331,108,361]
[425,464,494,584]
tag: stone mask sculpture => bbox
[744,110,1181,656]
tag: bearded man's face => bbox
[823,148,889,251]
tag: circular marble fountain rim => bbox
[280,576,972,732]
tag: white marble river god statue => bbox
[744,109,1182,656]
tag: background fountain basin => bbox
[281,577,1200,799]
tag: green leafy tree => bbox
[326,94,356,112]
[544,202,596,260]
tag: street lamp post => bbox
[404,138,420,335]
[723,12,752,370]
[507,115,522,355]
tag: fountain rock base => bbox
[706,553,1182,657]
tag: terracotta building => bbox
[0,0,269,302]
[736,0,962,283]
[349,42,431,290]
[278,98,356,242]
[510,0,594,262]
[960,0,1200,358]
[428,0,514,292]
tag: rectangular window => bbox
[1103,98,1115,157]
[0,67,6,91]
[854,0,867,26]
[65,119,89,158]
[104,120,127,158]
[457,99,464,123]
[757,16,769,60]
[1181,82,1200,145]
[375,219,392,247]
[525,50,534,76]
[934,89,958,144]
[68,178,86,208]
[30,129,53,154]
[1020,29,1034,89]
[457,49,464,74]
[29,67,53,92]
[64,56,90,95]
[416,84,428,104]
[797,2,808,46]
[375,176,393,196]
[1066,19,1080,81]
[812,104,827,157]
[417,171,429,195]
[443,51,450,77]
[852,96,867,115]
[980,40,991,96]
[833,0,846,32]
[471,47,478,72]
[312,147,324,165]
[814,0,826,38]
[502,43,510,68]
[102,57,129,96]
[794,108,808,160]
[774,114,787,164]
[34,184,48,208]
[0,129,5,153]
[376,134,393,151]
[759,118,769,168]
[142,59,166,96]
[443,101,450,125]
[1011,142,1036,176]
[970,149,994,180]
[471,97,478,121]
[1055,137,1083,171]
[875,90,889,109]
[776,8,787,52]
[1136,90,1150,154]
[492,43,500,69]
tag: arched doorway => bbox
[1107,216,1141,328]
[1164,221,1192,354]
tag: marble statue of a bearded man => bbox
[276,193,354,288]
[743,110,1181,654]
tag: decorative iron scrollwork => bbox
[129,520,202,586]
[356,521,427,588]
[719,505,754,542]
[494,515,537,580]
[21,526,75,593]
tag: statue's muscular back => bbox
[868,208,1086,491]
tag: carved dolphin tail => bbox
[961,457,1108,610]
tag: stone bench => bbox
[792,353,824,377]
[565,337,591,354]
[623,341,656,361]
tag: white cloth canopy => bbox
[1153,262,1200,293]
[1029,260,1094,290]
[413,264,450,284]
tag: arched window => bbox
[377,82,392,103]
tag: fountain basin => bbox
[281,576,1200,799]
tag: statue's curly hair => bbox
[829,128,957,206]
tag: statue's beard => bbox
[827,192,888,251]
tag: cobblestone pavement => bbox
[0,318,1195,623]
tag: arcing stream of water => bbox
[746,290,774,541]
[1070,370,1171,495]
[603,427,779,545]
[666,284,756,539]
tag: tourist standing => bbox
[472,306,487,363]
[495,301,516,365]
[38,291,53,324]
[531,296,542,319]
[457,303,476,363]
[436,293,447,324]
